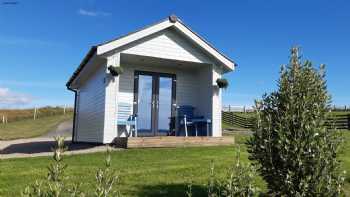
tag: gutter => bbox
[67,86,78,143]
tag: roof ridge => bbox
[97,16,172,47]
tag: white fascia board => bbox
[96,19,235,71]
[97,20,174,55]
[70,54,97,88]
[173,22,235,71]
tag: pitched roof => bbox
[67,15,236,88]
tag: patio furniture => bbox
[117,102,137,137]
[177,105,211,137]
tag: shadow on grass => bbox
[0,140,101,154]
[132,183,207,197]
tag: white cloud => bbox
[78,8,111,17]
[0,87,33,107]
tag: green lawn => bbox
[0,114,72,140]
[0,146,261,196]
[1,129,350,196]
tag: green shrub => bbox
[247,47,345,196]
[187,147,259,197]
[21,137,119,197]
[220,147,258,197]
[95,147,120,197]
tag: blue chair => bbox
[117,103,137,137]
[177,105,211,137]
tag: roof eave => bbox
[66,15,237,89]
[66,46,97,89]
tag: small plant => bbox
[95,146,120,197]
[216,78,229,89]
[187,147,258,197]
[46,136,68,196]
[185,179,193,197]
[221,146,258,197]
[207,161,221,197]
[21,136,76,197]
[108,66,123,76]
[22,137,120,197]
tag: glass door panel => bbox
[134,71,175,137]
[137,75,153,135]
[157,77,172,134]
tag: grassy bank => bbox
[0,107,73,123]
[0,114,72,140]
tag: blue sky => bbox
[0,0,349,108]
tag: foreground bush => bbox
[20,137,258,196]
[22,137,120,197]
[247,47,345,196]
[187,146,259,197]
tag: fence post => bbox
[231,112,234,126]
[228,105,231,112]
[33,107,37,120]
[348,114,350,130]
[2,115,4,124]
[63,104,66,115]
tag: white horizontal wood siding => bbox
[122,29,212,64]
[118,63,212,135]
[196,65,212,120]
[75,66,106,143]
[119,64,201,111]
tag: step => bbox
[112,136,235,148]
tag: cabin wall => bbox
[119,64,201,109]
[122,29,212,64]
[75,66,106,143]
[196,65,212,121]
[118,63,212,135]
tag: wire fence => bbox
[222,111,350,130]
[222,105,254,112]
[223,105,350,112]
[330,105,350,112]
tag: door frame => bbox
[133,70,176,136]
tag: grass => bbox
[2,131,350,196]
[0,146,261,196]
[0,114,72,140]
[0,107,73,123]
[1,122,350,196]
[329,111,350,116]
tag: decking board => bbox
[113,136,234,148]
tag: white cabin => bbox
[67,15,236,144]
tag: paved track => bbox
[0,120,112,159]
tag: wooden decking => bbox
[112,136,235,148]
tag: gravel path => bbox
[43,120,73,137]
[0,120,113,159]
